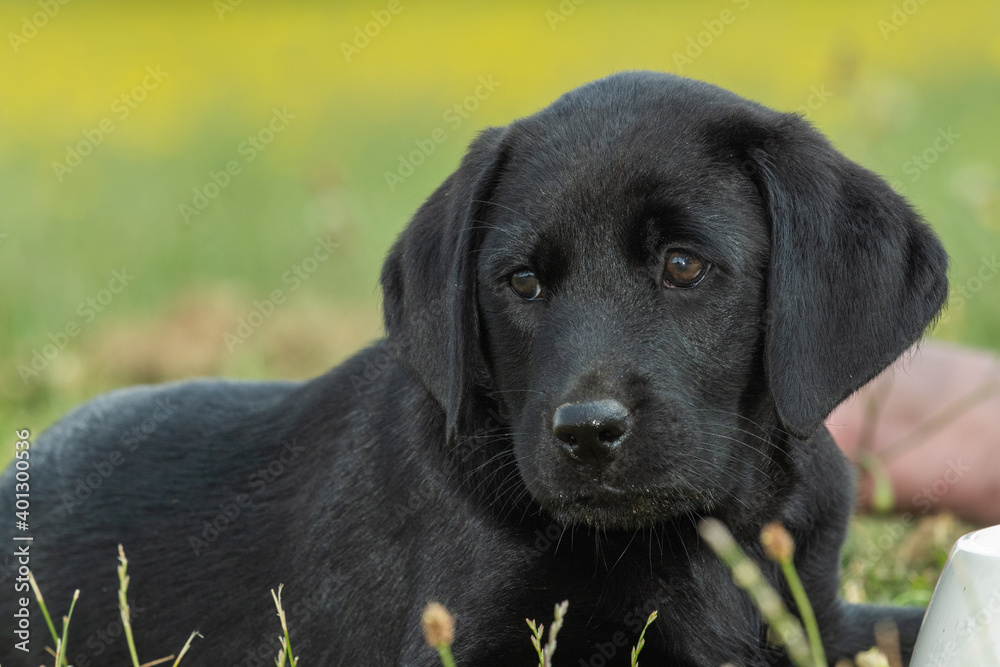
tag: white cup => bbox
[910,523,1000,666]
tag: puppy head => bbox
[382,72,947,529]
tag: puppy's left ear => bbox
[747,115,948,439]
[380,127,510,443]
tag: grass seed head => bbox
[761,522,795,562]
[422,602,455,648]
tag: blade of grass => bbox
[761,523,826,667]
[855,379,893,459]
[779,553,825,664]
[630,610,657,667]
[27,571,60,650]
[54,589,80,667]
[854,647,891,666]
[874,619,902,667]
[540,601,568,667]
[118,544,142,667]
[27,571,74,667]
[172,631,203,666]
[271,584,298,667]
[699,518,815,667]
[857,452,896,513]
[434,643,457,667]
[525,618,545,667]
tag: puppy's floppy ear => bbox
[748,115,948,439]
[380,127,510,442]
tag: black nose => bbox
[553,399,631,464]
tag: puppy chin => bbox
[515,439,719,530]
[534,482,715,531]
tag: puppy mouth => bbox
[515,428,716,528]
[542,481,712,530]
[577,481,631,497]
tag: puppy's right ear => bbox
[380,127,510,443]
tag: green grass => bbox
[2,3,998,443]
[3,75,999,444]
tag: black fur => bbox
[1,72,947,666]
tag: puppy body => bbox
[0,358,914,666]
[1,72,945,666]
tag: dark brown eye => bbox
[510,270,542,300]
[663,250,709,288]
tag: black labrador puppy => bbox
[1,72,946,666]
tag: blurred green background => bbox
[1,0,998,604]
